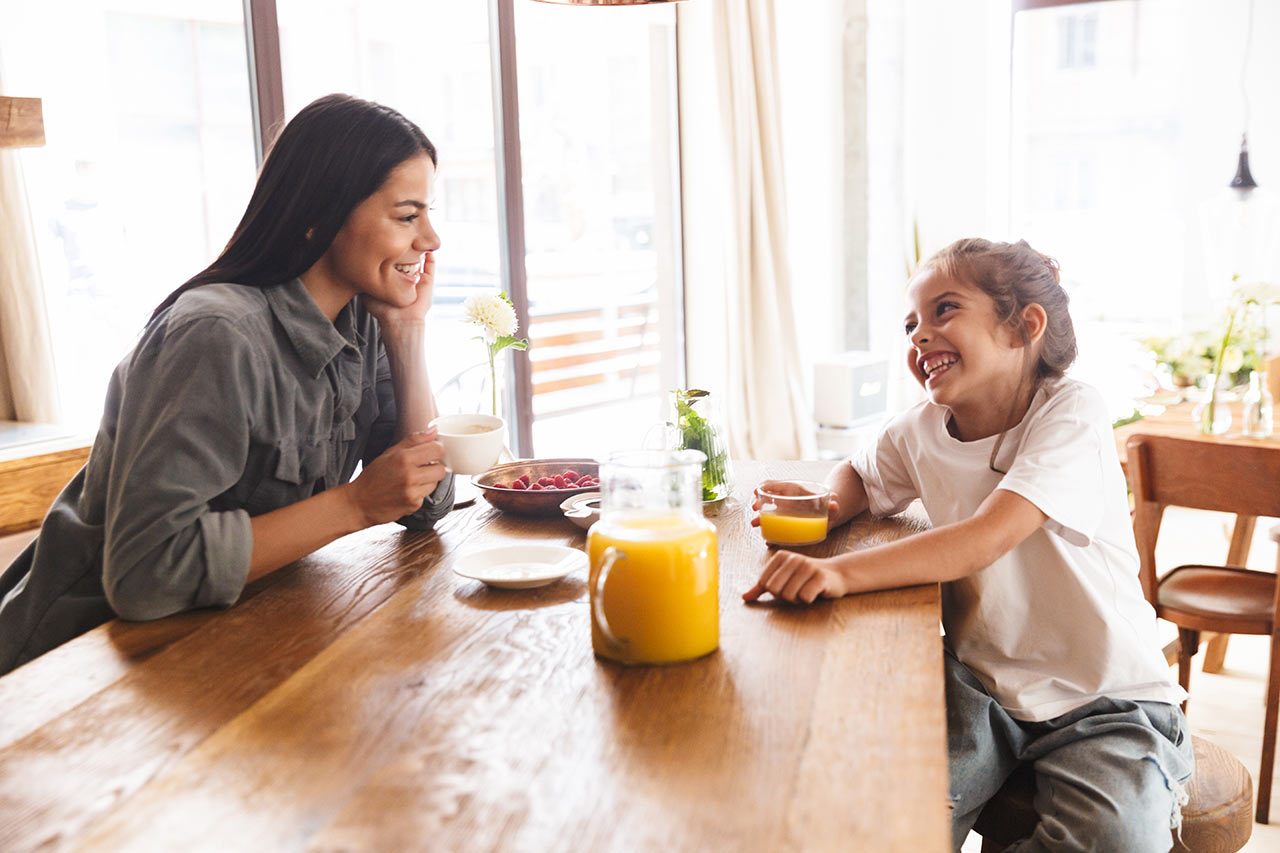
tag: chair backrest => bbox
[1127,433,1280,603]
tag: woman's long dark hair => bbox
[151,94,437,320]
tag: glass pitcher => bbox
[586,450,720,665]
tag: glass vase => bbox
[1243,370,1274,438]
[1191,373,1232,436]
[670,390,733,504]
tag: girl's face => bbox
[313,154,440,309]
[903,268,1035,431]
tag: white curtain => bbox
[677,0,815,461]
[0,86,61,423]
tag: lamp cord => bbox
[1241,0,1255,137]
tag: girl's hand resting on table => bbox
[345,429,447,526]
[747,479,841,528]
[743,550,848,604]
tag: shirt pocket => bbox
[244,439,332,514]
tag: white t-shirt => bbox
[851,377,1185,721]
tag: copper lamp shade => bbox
[531,0,683,5]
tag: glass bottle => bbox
[671,389,734,504]
[1191,373,1232,436]
[1243,370,1274,438]
[586,450,719,665]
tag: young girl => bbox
[745,238,1192,851]
[0,95,454,674]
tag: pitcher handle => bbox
[592,546,626,650]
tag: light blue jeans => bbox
[946,651,1195,853]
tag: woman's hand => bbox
[363,252,436,329]
[749,479,841,528]
[743,550,848,604]
[344,429,446,526]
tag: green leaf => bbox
[492,335,529,353]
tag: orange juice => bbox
[587,512,719,664]
[759,511,828,546]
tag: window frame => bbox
[240,0,684,458]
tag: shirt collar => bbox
[265,278,357,378]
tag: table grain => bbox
[0,461,948,852]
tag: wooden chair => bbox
[974,735,1252,852]
[1127,433,1280,823]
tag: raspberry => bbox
[529,483,543,490]
[518,474,531,485]
[537,477,554,486]
[552,475,567,489]
[511,480,526,490]
[563,469,579,481]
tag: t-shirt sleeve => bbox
[101,316,256,620]
[849,418,919,517]
[995,387,1108,548]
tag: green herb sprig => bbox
[674,389,729,501]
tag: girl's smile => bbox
[903,269,1042,440]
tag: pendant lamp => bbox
[1199,0,1280,302]
[531,0,684,5]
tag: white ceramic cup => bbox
[431,413,506,475]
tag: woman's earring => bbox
[305,227,315,241]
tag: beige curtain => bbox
[0,89,61,423]
[677,0,815,461]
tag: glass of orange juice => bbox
[756,480,831,546]
[587,450,719,665]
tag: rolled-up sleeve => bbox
[102,316,256,620]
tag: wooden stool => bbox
[973,735,1252,852]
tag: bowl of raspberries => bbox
[472,458,601,517]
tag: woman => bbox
[0,94,454,674]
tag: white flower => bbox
[1221,346,1245,375]
[464,293,518,343]
[1233,281,1280,306]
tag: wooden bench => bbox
[0,423,92,536]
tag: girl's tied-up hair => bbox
[151,94,438,321]
[918,237,1079,473]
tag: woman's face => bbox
[315,154,440,308]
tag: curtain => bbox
[677,0,815,461]
[0,86,60,423]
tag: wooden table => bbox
[0,461,948,852]
[1115,400,1280,671]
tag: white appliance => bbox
[813,351,889,459]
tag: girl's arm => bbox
[826,460,870,528]
[751,461,871,532]
[743,489,1048,603]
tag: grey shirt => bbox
[0,279,453,673]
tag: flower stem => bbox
[489,344,497,416]
[1207,309,1238,431]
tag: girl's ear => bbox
[1018,302,1048,347]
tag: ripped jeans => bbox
[946,651,1195,853]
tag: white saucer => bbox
[453,544,587,589]
[560,492,602,530]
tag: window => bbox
[274,0,503,426]
[0,0,256,428]
[515,2,682,457]
[4,1,684,454]
[1009,0,1280,409]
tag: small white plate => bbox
[452,544,587,589]
[560,492,602,530]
